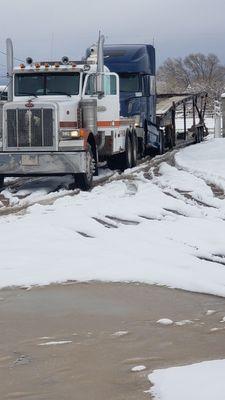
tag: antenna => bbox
[6,38,13,101]
[50,32,54,61]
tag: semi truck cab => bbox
[104,44,160,151]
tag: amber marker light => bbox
[20,63,25,69]
[35,63,40,69]
[79,128,87,138]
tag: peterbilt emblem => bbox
[25,100,34,108]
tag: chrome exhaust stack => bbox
[96,33,105,96]
[6,38,14,101]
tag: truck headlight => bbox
[60,130,81,139]
[70,130,81,138]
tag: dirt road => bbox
[0,282,225,400]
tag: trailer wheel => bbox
[0,175,4,190]
[200,126,204,142]
[121,133,133,170]
[195,128,199,143]
[74,145,94,191]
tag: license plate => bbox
[21,155,39,166]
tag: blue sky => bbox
[0,0,224,81]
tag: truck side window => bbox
[104,75,116,95]
[85,75,96,95]
[85,74,117,96]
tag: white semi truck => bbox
[0,35,150,190]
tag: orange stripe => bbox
[97,121,120,127]
[60,121,78,128]
[60,120,134,129]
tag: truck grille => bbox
[6,108,54,148]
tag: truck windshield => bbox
[118,73,140,92]
[15,72,80,96]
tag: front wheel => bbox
[75,173,92,191]
[74,145,94,191]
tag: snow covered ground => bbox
[149,359,225,400]
[1,138,225,296]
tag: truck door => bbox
[83,72,120,127]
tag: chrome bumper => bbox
[0,151,87,175]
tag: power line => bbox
[0,49,24,63]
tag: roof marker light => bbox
[35,63,40,69]
[20,63,25,69]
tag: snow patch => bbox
[112,331,129,337]
[38,340,72,346]
[131,365,146,372]
[157,319,173,326]
[174,320,193,326]
[0,139,225,298]
[149,359,225,400]
[206,309,217,316]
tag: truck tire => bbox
[131,133,137,167]
[159,129,165,155]
[139,137,146,158]
[107,155,120,170]
[0,175,4,190]
[195,128,199,143]
[121,134,133,171]
[74,145,94,191]
[200,127,204,142]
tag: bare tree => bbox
[157,53,225,104]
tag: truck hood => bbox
[7,97,81,126]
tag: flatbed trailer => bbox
[156,92,208,152]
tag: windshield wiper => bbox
[47,91,72,97]
[19,92,38,98]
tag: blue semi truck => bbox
[104,44,161,155]
[103,44,207,156]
